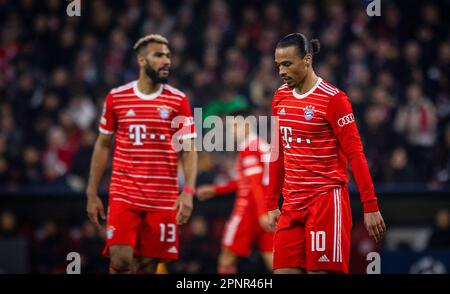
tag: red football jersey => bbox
[266,77,379,213]
[215,134,270,217]
[99,81,196,211]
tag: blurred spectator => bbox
[394,84,438,181]
[78,221,108,274]
[384,147,416,184]
[0,211,18,238]
[20,146,43,187]
[435,124,450,185]
[34,219,67,273]
[70,129,96,183]
[427,209,450,249]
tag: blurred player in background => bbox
[86,34,197,274]
[197,110,274,273]
[267,33,386,274]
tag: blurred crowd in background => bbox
[0,0,449,273]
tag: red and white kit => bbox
[266,77,379,273]
[215,134,274,257]
[99,81,196,259]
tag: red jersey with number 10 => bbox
[266,77,379,213]
[99,81,196,211]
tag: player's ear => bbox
[136,54,146,67]
[304,53,312,67]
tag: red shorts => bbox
[222,211,274,257]
[273,186,352,273]
[102,199,179,260]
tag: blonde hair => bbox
[133,34,169,53]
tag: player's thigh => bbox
[135,210,179,259]
[110,245,134,263]
[103,200,143,257]
[218,249,239,266]
[261,251,274,271]
[133,255,159,273]
[273,210,307,271]
[222,213,254,257]
[305,187,352,273]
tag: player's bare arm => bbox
[86,133,113,228]
[196,185,216,201]
[174,138,197,225]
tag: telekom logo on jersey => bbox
[129,125,146,146]
[127,116,193,146]
[280,126,311,149]
[128,124,169,146]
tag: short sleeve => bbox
[99,92,116,135]
[172,96,196,140]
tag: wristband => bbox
[183,186,196,195]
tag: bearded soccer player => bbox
[86,35,197,274]
[197,110,274,273]
[267,33,386,274]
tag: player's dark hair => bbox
[133,34,169,55]
[276,33,320,57]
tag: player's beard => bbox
[145,64,169,84]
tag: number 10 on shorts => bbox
[310,231,326,252]
[160,223,176,242]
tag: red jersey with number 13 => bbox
[99,81,196,212]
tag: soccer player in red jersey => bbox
[267,33,386,274]
[197,110,274,273]
[85,35,197,274]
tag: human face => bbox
[274,46,311,89]
[138,43,171,83]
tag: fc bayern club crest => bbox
[158,107,170,119]
[304,105,315,120]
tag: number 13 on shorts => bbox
[159,223,176,242]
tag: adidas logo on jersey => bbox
[126,109,136,117]
[318,254,330,262]
[167,246,178,254]
[278,108,286,115]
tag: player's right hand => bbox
[196,185,216,201]
[267,209,281,232]
[86,194,106,229]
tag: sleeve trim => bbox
[175,133,197,140]
[99,127,114,135]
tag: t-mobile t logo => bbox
[280,126,293,149]
[129,124,146,146]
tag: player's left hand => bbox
[259,214,274,232]
[364,211,386,243]
[174,192,193,225]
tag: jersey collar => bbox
[292,77,322,99]
[133,81,164,100]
